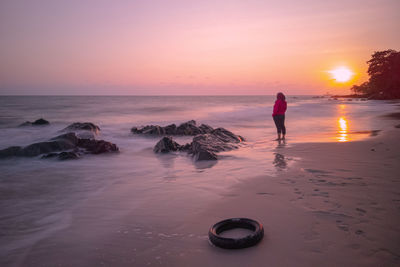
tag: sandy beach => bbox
[5,109,397,267]
[172,125,400,266]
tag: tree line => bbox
[351,49,400,99]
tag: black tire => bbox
[208,218,264,249]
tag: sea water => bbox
[0,95,397,265]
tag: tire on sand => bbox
[208,218,264,249]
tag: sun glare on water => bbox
[329,67,354,82]
[338,117,348,142]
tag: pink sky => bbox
[0,0,399,95]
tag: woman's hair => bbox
[277,92,286,101]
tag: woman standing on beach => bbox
[272,92,287,140]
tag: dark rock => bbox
[78,139,119,154]
[58,151,80,160]
[190,128,243,161]
[199,124,214,133]
[19,140,76,157]
[153,136,181,153]
[131,120,214,136]
[131,127,140,134]
[132,125,164,135]
[51,132,80,145]
[0,146,22,158]
[42,151,80,160]
[191,131,238,156]
[143,125,165,135]
[164,124,177,134]
[76,131,96,139]
[152,126,243,161]
[211,128,244,142]
[179,143,192,152]
[193,150,218,161]
[41,152,59,159]
[176,120,202,135]
[62,122,100,134]
[19,118,49,126]
[32,118,49,125]
[0,132,118,159]
[18,133,79,157]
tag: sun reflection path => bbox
[338,117,348,142]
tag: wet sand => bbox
[172,127,400,266]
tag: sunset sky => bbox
[0,0,399,95]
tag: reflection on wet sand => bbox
[273,153,287,169]
[194,160,218,170]
[337,117,348,142]
[337,104,349,142]
[335,111,380,142]
[277,139,287,148]
[273,139,288,170]
[157,153,176,169]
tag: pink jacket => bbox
[272,99,287,116]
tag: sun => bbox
[328,67,354,82]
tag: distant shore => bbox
[330,93,400,100]
[330,94,368,99]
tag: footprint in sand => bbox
[349,243,361,250]
[256,192,274,195]
[345,177,363,180]
[355,230,364,235]
[332,218,351,232]
[311,189,329,198]
[293,188,304,195]
[304,169,331,174]
[337,224,349,232]
[356,208,367,214]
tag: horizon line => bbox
[0,94,329,97]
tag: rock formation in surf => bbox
[0,123,118,160]
[133,120,244,161]
[62,122,100,135]
[131,120,215,136]
[19,118,50,126]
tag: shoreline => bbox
[330,94,400,100]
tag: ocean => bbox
[0,95,397,265]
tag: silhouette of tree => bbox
[351,49,400,99]
[350,82,370,95]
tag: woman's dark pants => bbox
[273,115,286,135]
